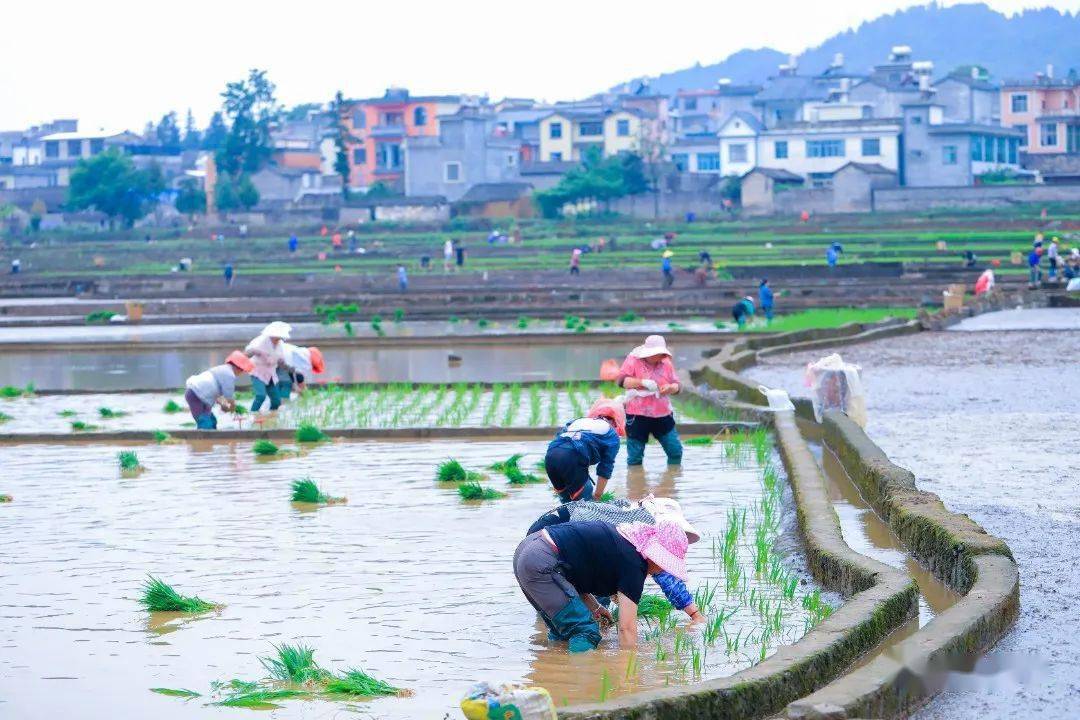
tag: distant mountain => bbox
[620,3,1080,95]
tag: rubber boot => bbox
[550,597,601,653]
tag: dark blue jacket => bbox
[759,285,774,308]
[550,418,620,479]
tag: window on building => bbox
[1008,138,1019,164]
[996,136,1007,163]
[67,139,82,157]
[1040,123,1058,147]
[413,107,427,126]
[774,141,788,159]
[942,145,958,165]
[45,141,59,158]
[89,139,104,155]
[971,136,983,161]
[684,97,698,111]
[616,119,630,137]
[809,172,833,189]
[671,153,689,172]
[696,153,720,171]
[1068,125,1080,154]
[352,110,366,128]
[806,139,845,158]
[384,112,403,127]
[352,147,367,164]
[444,161,461,182]
[984,135,994,162]
[1014,124,1028,147]
[1010,94,1028,113]
[506,154,516,167]
[579,121,603,136]
[728,143,747,163]
[550,151,563,161]
[910,113,923,125]
[377,143,401,169]
[861,138,881,156]
[549,122,563,139]
[861,105,872,119]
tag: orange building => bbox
[339,88,465,189]
[1001,74,1080,155]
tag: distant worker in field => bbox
[543,398,624,503]
[1028,246,1042,288]
[570,248,582,275]
[732,295,755,329]
[617,335,683,467]
[975,268,995,296]
[223,263,234,287]
[288,234,299,253]
[826,244,839,269]
[397,264,408,292]
[245,321,292,412]
[10,258,20,274]
[332,232,343,251]
[758,279,774,323]
[1064,248,1080,281]
[277,344,325,400]
[1047,237,1060,281]
[698,249,713,271]
[455,240,466,268]
[184,351,254,429]
[661,250,674,288]
[963,249,978,268]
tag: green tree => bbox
[175,178,207,216]
[202,112,227,150]
[181,109,201,149]
[215,68,280,176]
[67,150,165,226]
[532,147,648,218]
[285,102,321,121]
[331,91,352,197]
[155,111,181,146]
[214,173,259,212]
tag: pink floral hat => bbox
[616,520,689,580]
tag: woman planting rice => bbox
[183,351,255,429]
[276,344,325,400]
[513,519,689,652]
[526,495,705,623]
[616,335,683,467]
[543,398,624,502]
[245,321,292,412]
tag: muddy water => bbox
[0,342,714,391]
[0,439,824,719]
[749,311,1080,719]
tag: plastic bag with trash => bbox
[460,681,557,720]
[804,353,866,427]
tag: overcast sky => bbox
[2,0,1077,132]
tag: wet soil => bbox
[750,308,1080,718]
[0,438,823,719]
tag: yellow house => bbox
[538,112,575,162]
[538,108,660,161]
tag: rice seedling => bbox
[598,491,616,503]
[436,458,483,483]
[70,421,98,431]
[516,316,530,329]
[618,311,639,322]
[253,439,279,456]
[152,430,171,443]
[150,688,200,698]
[625,651,639,679]
[163,399,182,413]
[294,422,328,443]
[139,576,219,613]
[260,643,330,684]
[343,320,355,336]
[393,308,405,323]
[457,481,506,501]
[488,453,523,472]
[476,318,490,329]
[482,383,504,425]
[504,466,544,485]
[501,382,522,426]
[448,315,460,323]
[323,668,407,697]
[546,382,559,426]
[57,409,77,417]
[0,411,11,423]
[598,669,611,703]
[0,386,22,398]
[118,450,145,472]
[0,494,13,503]
[214,688,307,708]
[98,406,127,418]
[528,384,542,425]
[683,436,714,446]
[85,310,117,324]
[290,477,346,505]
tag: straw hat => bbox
[662,250,674,258]
[225,350,255,373]
[262,321,293,340]
[588,397,626,437]
[617,520,689,580]
[641,496,701,544]
[630,335,672,360]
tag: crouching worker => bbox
[277,344,325,400]
[544,399,625,502]
[513,519,689,652]
[184,351,254,429]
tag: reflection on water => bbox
[0,343,713,391]
[0,438,820,719]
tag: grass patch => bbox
[253,439,279,456]
[294,422,328,443]
[0,494,12,503]
[139,576,218,613]
[163,399,183,413]
[98,406,127,418]
[744,307,917,333]
[324,668,408,697]
[290,477,346,505]
[118,450,144,472]
[70,421,99,432]
[150,687,200,698]
[458,481,506,500]
[436,458,483,483]
[260,643,331,684]
[0,411,11,423]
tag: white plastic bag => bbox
[804,353,867,427]
[460,681,557,720]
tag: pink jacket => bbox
[244,334,284,384]
[617,354,678,417]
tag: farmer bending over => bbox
[184,351,254,429]
[544,398,624,502]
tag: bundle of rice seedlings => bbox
[324,668,408,697]
[215,688,306,708]
[0,386,21,398]
[259,643,330,684]
[253,439,279,456]
[458,481,506,501]
[476,318,490,329]
[613,593,672,623]
[504,466,543,485]
[598,491,616,503]
[70,421,98,432]
[393,308,405,323]
[152,430,171,443]
[435,458,482,483]
[57,409,77,417]
[684,436,714,446]
[0,494,12,503]
[487,453,524,472]
[0,411,11,423]
[118,450,145,472]
[150,688,201,698]
[294,423,328,443]
[139,576,218,613]
[290,478,346,505]
[98,406,127,418]
[163,399,182,413]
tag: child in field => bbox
[184,351,254,429]
[544,399,625,502]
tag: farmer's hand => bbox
[659,383,679,395]
[594,606,614,624]
[687,609,706,624]
[640,379,659,393]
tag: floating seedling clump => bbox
[458,481,506,501]
[57,409,77,417]
[139,576,219,613]
[118,450,145,473]
[98,406,127,419]
[152,430,171,443]
[214,687,307,709]
[436,458,483,484]
[488,453,524,472]
[163,399,183,413]
[0,494,12,503]
[294,423,328,443]
[260,643,331,684]
[324,669,409,697]
[504,466,543,485]
[70,421,99,432]
[0,383,32,398]
[253,439,280,456]
[85,310,117,324]
[598,491,616,503]
[150,688,200,698]
[0,411,11,423]
[290,478,346,505]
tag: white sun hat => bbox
[630,334,672,360]
[642,496,701,544]
[261,321,293,340]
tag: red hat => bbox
[308,347,325,374]
[588,397,626,437]
[226,350,255,373]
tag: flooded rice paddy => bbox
[0,437,832,718]
[0,383,730,434]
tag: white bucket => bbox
[758,385,795,412]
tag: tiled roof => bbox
[754,76,830,103]
[458,182,533,203]
[520,161,579,175]
[749,167,803,182]
[348,195,448,207]
[927,123,1025,137]
[837,161,895,175]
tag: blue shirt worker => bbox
[288,234,299,253]
[758,279,774,322]
[544,399,624,502]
